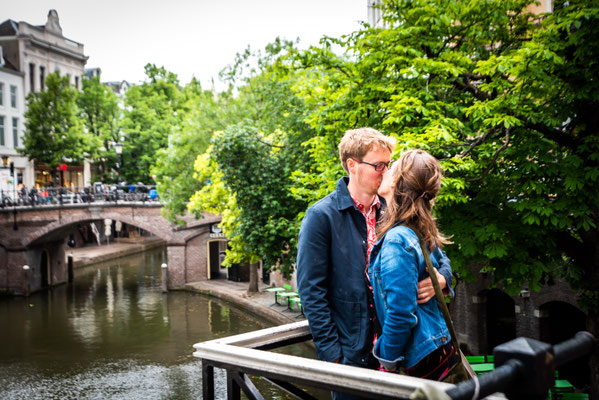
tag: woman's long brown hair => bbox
[376,149,451,250]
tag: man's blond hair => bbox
[338,127,396,173]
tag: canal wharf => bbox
[69,236,165,268]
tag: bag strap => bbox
[411,227,462,353]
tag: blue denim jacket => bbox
[368,225,452,370]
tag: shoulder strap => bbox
[412,228,462,353]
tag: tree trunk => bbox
[247,262,259,294]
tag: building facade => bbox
[0,10,90,189]
[0,63,27,198]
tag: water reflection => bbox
[0,247,318,399]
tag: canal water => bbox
[0,247,320,399]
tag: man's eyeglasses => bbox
[352,158,394,172]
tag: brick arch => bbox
[532,280,580,309]
[26,213,172,247]
[1,204,221,294]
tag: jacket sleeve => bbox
[373,237,419,369]
[296,207,342,362]
[432,248,454,298]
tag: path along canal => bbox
[0,247,319,399]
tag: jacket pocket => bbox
[332,298,362,348]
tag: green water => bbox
[0,247,320,399]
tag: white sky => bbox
[3,0,368,91]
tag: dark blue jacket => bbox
[297,177,453,365]
[297,177,384,364]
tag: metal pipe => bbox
[553,331,595,367]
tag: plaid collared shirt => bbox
[351,195,380,270]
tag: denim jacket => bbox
[368,225,452,370]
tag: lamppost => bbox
[114,142,123,185]
[114,142,123,201]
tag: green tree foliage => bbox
[209,124,307,277]
[289,0,599,306]
[21,72,89,179]
[77,76,121,182]
[186,40,315,276]
[152,78,241,224]
[188,151,257,265]
[121,64,183,184]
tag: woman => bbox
[369,149,457,381]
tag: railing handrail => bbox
[0,183,161,209]
[193,321,505,400]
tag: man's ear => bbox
[347,158,357,175]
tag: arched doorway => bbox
[206,239,227,280]
[539,301,588,388]
[40,250,50,287]
[486,289,516,352]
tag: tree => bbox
[21,72,89,184]
[200,41,315,279]
[287,0,599,392]
[152,78,241,225]
[209,124,308,283]
[77,76,121,182]
[121,64,183,184]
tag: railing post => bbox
[22,265,30,296]
[161,263,168,292]
[202,362,215,400]
[226,370,241,400]
[68,255,74,283]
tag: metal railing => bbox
[0,183,160,209]
[193,320,595,400]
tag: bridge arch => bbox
[27,214,171,247]
[0,203,221,295]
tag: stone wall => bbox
[452,276,584,355]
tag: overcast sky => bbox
[3,0,368,90]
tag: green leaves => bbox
[282,0,599,308]
[22,73,89,170]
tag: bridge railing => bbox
[0,184,160,208]
[193,320,595,400]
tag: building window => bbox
[0,83,3,106]
[40,66,46,90]
[0,116,5,146]
[29,63,36,92]
[75,76,79,89]
[10,85,16,108]
[12,117,18,148]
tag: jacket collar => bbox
[335,176,387,211]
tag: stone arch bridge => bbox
[0,203,223,295]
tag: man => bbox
[296,128,452,399]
